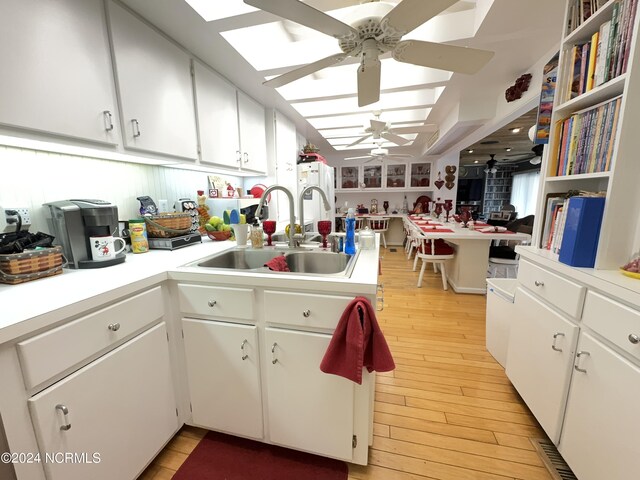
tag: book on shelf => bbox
[553,96,622,176]
[558,196,606,267]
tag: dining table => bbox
[407,215,530,294]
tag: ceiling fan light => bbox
[491,167,497,173]
[530,157,542,165]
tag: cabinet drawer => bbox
[582,291,640,362]
[264,291,354,330]
[178,284,254,320]
[18,286,164,389]
[517,260,585,319]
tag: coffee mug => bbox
[89,235,126,261]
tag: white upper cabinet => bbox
[0,0,119,144]
[193,61,241,169]
[274,111,298,221]
[107,0,198,160]
[238,91,267,174]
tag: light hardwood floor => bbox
[140,247,553,480]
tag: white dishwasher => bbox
[486,278,517,368]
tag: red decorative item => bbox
[263,220,276,246]
[317,220,332,248]
[505,73,532,102]
[250,184,272,203]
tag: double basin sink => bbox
[187,246,358,277]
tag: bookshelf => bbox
[534,0,640,271]
[483,165,516,214]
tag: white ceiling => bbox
[118,0,564,163]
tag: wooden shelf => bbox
[555,74,626,118]
[546,171,612,182]
[564,0,618,45]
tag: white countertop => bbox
[0,237,380,344]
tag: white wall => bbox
[0,145,240,233]
[432,151,460,206]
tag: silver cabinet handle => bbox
[534,280,544,287]
[574,351,590,373]
[103,110,114,131]
[302,310,311,318]
[132,119,141,137]
[208,300,217,307]
[551,332,565,352]
[56,404,71,431]
[271,342,278,364]
[241,339,248,361]
[243,152,249,164]
[376,283,385,311]
[108,323,121,332]
[236,150,242,163]
[629,334,640,345]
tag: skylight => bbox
[185,0,258,22]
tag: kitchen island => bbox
[0,237,380,480]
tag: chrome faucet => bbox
[255,185,297,248]
[298,185,331,245]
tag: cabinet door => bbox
[265,327,354,461]
[237,91,267,173]
[340,166,360,189]
[107,1,198,159]
[274,112,298,222]
[0,0,118,144]
[505,287,579,444]
[363,164,382,189]
[193,61,241,168]
[385,163,407,188]
[28,323,177,480]
[559,332,640,480]
[409,162,431,188]
[182,318,263,439]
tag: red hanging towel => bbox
[320,297,395,384]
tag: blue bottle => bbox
[344,208,356,255]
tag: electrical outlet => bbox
[3,207,32,233]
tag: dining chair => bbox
[406,223,422,260]
[340,216,365,232]
[487,224,532,278]
[413,235,455,289]
[368,217,390,248]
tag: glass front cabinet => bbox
[409,162,431,188]
[339,165,359,189]
[385,163,406,188]
[362,164,382,189]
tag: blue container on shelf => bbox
[558,197,606,268]
[344,208,356,255]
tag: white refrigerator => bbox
[297,162,335,232]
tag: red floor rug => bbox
[172,431,348,480]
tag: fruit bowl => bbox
[620,268,640,279]
[207,231,232,241]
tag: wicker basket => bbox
[144,213,192,238]
[0,246,66,285]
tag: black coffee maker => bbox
[43,199,125,269]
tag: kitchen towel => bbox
[264,256,290,272]
[320,297,395,384]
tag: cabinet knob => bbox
[208,300,217,307]
[55,404,71,431]
[108,323,121,332]
[302,310,311,318]
[271,342,279,364]
[574,351,590,373]
[534,280,544,287]
[629,334,640,345]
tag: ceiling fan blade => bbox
[370,119,386,131]
[393,40,494,74]
[244,0,357,40]
[264,52,348,88]
[346,134,373,147]
[344,155,373,161]
[391,124,437,134]
[381,132,410,146]
[381,0,457,36]
[387,154,414,158]
[357,60,381,107]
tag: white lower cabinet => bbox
[182,318,263,439]
[265,327,355,461]
[506,287,579,444]
[27,323,178,480]
[559,332,640,480]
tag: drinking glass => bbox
[317,220,332,248]
[263,220,276,246]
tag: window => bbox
[510,170,539,217]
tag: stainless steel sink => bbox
[186,247,358,277]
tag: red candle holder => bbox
[263,220,276,246]
[317,220,332,248]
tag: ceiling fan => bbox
[344,146,413,162]
[244,0,495,107]
[484,154,498,174]
[504,144,544,164]
[347,110,436,147]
